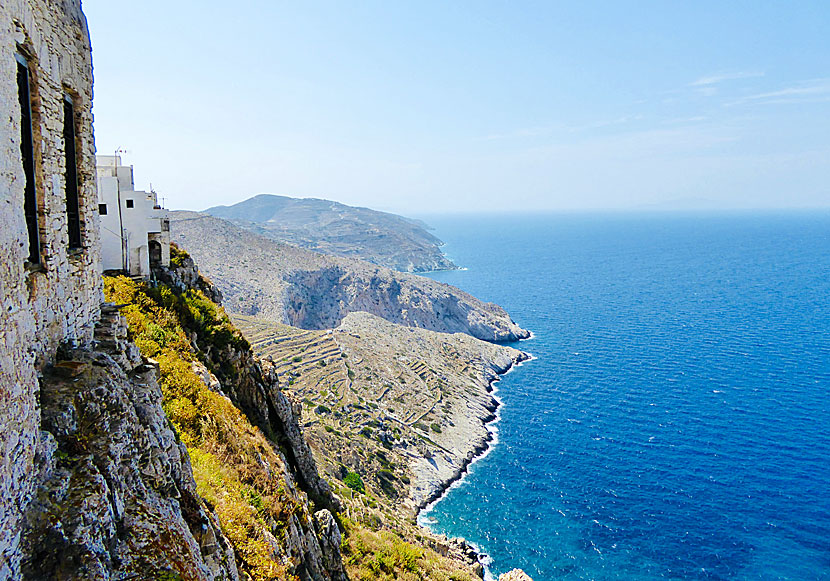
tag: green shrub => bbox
[431,423,442,434]
[343,471,364,494]
[377,469,396,482]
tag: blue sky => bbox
[83,1,830,213]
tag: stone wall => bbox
[0,0,100,576]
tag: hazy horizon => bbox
[84,1,830,215]
[192,192,830,220]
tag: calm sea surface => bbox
[418,212,830,580]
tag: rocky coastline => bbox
[414,350,532,512]
[415,351,533,580]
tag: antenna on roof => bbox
[114,148,128,271]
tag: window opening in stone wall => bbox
[16,53,40,265]
[126,199,134,208]
[63,94,82,250]
[99,204,107,215]
[162,219,170,232]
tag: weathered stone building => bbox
[96,154,170,277]
[0,0,100,575]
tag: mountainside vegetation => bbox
[103,275,305,581]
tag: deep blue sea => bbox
[417,212,830,581]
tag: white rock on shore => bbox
[499,569,533,581]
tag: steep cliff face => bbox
[19,306,239,580]
[16,268,350,581]
[158,255,511,578]
[103,257,348,581]
[153,254,338,515]
[170,213,529,343]
[283,267,527,342]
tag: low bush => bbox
[343,471,365,494]
[169,242,190,267]
[340,516,474,581]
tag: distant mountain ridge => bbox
[205,194,457,273]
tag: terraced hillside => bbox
[231,312,528,514]
[231,316,354,410]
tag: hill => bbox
[205,194,457,273]
[170,211,530,343]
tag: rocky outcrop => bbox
[170,212,530,342]
[19,306,238,580]
[154,248,223,304]
[499,569,533,581]
[263,367,340,511]
[206,193,457,273]
[156,259,339,515]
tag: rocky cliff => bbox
[10,258,352,580]
[18,306,240,580]
[74,259,349,581]
[170,212,529,343]
[205,194,457,273]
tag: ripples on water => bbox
[419,212,830,580]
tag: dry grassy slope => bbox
[232,312,527,514]
[171,211,530,343]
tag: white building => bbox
[96,155,170,277]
